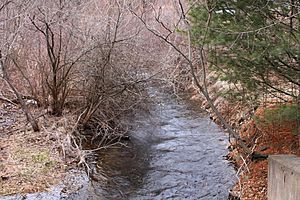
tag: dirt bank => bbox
[188,72,300,200]
[0,102,89,198]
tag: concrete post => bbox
[268,155,300,200]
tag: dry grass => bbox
[0,130,65,195]
[0,103,80,196]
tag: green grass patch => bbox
[263,104,300,124]
[254,104,300,136]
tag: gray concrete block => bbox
[268,155,300,200]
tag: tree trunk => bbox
[51,90,63,116]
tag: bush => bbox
[262,104,300,124]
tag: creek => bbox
[87,88,236,200]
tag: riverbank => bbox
[188,72,300,199]
[0,170,89,200]
[230,105,300,200]
[0,102,84,197]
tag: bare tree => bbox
[0,0,40,131]
[25,0,101,116]
[0,0,179,140]
[77,0,150,140]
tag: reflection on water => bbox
[88,88,235,200]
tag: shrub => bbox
[263,104,300,124]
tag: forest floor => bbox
[0,102,79,196]
[228,104,300,200]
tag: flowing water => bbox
[88,88,236,200]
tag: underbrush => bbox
[256,104,300,136]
